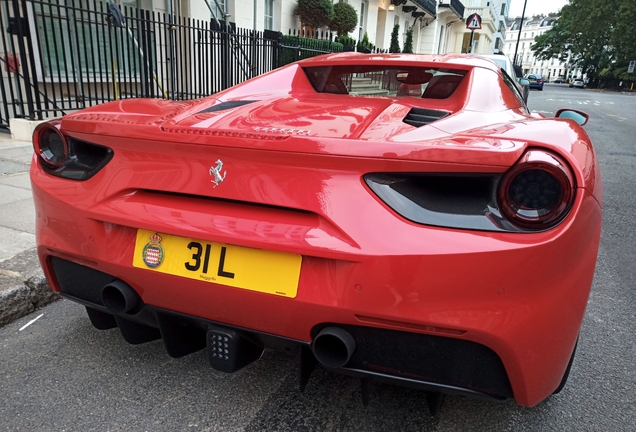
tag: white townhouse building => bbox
[126,0,512,56]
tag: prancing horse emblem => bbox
[209,159,226,188]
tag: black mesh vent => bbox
[403,107,449,127]
[198,100,258,113]
[313,324,513,399]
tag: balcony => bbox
[411,0,437,17]
[439,0,464,19]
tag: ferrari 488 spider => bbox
[31,53,602,411]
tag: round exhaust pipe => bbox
[101,280,142,315]
[311,327,356,368]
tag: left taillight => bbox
[34,123,68,168]
[33,122,113,180]
[497,150,575,229]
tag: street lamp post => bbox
[512,0,528,66]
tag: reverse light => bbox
[497,150,575,229]
[33,122,113,181]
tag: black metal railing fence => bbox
[0,0,356,129]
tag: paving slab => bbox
[0,172,32,189]
[0,225,36,261]
[0,197,36,234]
[0,182,33,205]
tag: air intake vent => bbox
[198,100,257,114]
[403,107,449,128]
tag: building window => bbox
[120,0,139,8]
[211,0,226,19]
[358,2,365,41]
[265,0,274,30]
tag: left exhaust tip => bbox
[102,280,142,315]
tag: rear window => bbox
[303,66,467,99]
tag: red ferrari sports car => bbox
[31,53,602,413]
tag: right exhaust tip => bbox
[312,326,356,368]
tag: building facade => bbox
[141,0,513,56]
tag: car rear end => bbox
[31,57,602,408]
[527,74,545,90]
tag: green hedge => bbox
[280,35,344,66]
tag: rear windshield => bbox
[303,66,467,99]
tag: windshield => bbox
[303,66,467,99]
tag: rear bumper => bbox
[32,155,602,406]
[52,256,513,402]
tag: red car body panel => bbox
[31,53,602,408]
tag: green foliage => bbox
[280,35,343,66]
[294,0,334,29]
[357,32,375,53]
[403,27,413,53]
[389,24,401,53]
[531,0,636,80]
[330,2,358,36]
[337,34,356,47]
[361,32,370,47]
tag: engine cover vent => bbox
[403,107,449,128]
[198,100,258,114]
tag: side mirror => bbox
[555,109,589,126]
[519,78,530,86]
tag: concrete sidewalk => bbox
[0,131,59,326]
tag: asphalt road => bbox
[2,85,636,431]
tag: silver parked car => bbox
[570,79,585,88]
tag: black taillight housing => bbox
[497,150,575,229]
[33,122,113,180]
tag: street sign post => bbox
[466,13,482,53]
[628,60,635,74]
[466,13,482,30]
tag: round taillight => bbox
[34,124,68,168]
[498,150,575,229]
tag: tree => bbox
[389,24,401,53]
[329,2,358,37]
[531,0,635,80]
[294,0,334,30]
[403,27,413,53]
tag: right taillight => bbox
[498,150,575,229]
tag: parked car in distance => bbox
[553,77,566,83]
[570,79,585,88]
[479,54,530,103]
[525,74,544,90]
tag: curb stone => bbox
[0,248,60,327]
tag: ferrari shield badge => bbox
[142,233,164,268]
[210,159,226,188]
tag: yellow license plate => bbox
[133,229,302,298]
